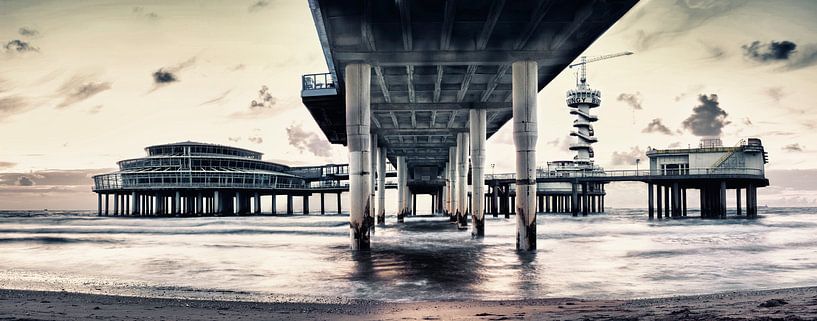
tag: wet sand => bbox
[2,287,817,320]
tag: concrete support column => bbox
[159,196,165,215]
[287,194,294,214]
[747,184,757,218]
[656,185,663,219]
[213,191,222,214]
[345,63,372,250]
[337,192,342,214]
[682,188,687,217]
[377,146,386,224]
[113,193,120,216]
[442,163,449,215]
[448,147,457,221]
[647,184,654,219]
[671,183,680,218]
[396,155,406,223]
[456,131,470,229]
[303,195,309,215]
[271,194,277,214]
[370,134,378,225]
[97,194,102,216]
[512,60,538,250]
[663,186,670,218]
[320,193,325,215]
[254,192,261,214]
[235,192,244,215]
[736,188,742,216]
[412,193,417,216]
[470,109,486,235]
[582,183,589,216]
[571,183,579,216]
[719,181,727,219]
[174,191,181,215]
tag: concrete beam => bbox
[456,65,478,102]
[371,102,511,111]
[395,0,412,51]
[480,64,510,102]
[476,0,505,50]
[406,65,416,103]
[440,0,455,50]
[332,51,566,66]
[433,65,444,102]
[373,66,391,103]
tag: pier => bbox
[92,142,399,217]
[301,0,639,249]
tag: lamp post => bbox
[490,163,495,177]
[636,158,640,174]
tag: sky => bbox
[0,0,816,210]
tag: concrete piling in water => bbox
[397,155,406,223]
[456,131,470,229]
[345,63,372,250]
[470,109,486,237]
[376,146,386,225]
[512,61,538,251]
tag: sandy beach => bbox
[2,287,816,320]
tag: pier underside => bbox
[303,0,639,249]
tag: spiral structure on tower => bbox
[566,86,601,160]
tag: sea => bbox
[0,208,816,303]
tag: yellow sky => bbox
[1,0,816,209]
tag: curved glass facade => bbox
[93,142,303,191]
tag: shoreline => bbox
[2,287,816,320]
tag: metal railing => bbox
[486,167,765,181]
[302,73,335,91]
[93,172,307,191]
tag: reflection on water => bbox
[0,208,816,302]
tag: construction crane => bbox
[568,51,633,87]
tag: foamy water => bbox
[0,208,816,302]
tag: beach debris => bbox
[758,299,788,308]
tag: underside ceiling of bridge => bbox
[306,0,638,169]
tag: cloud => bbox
[642,118,673,135]
[782,143,804,152]
[18,27,39,37]
[286,123,331,157]
[0,96,30,121]
[88,105,103,114]
[765,87,784,102]
[151,57,196,87]
[681,94,730,137]
[629,0,745,51]
[3,39,39,53]
[741,40,817,70]
[610,146,644,166]
[0,169,111,187]
[248,136,263,144]
[229,85,281,118]
[699,40,726,60]
[248,0,272,12]
[616,92,642,110]
[785,44,817,70]
[742,117,752,126]
[56,75,112,108]
[228,136,241,142]
[199,89,232,106]
[0,161,15,169]
[742,40,797,62]
[132,7,160,20]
